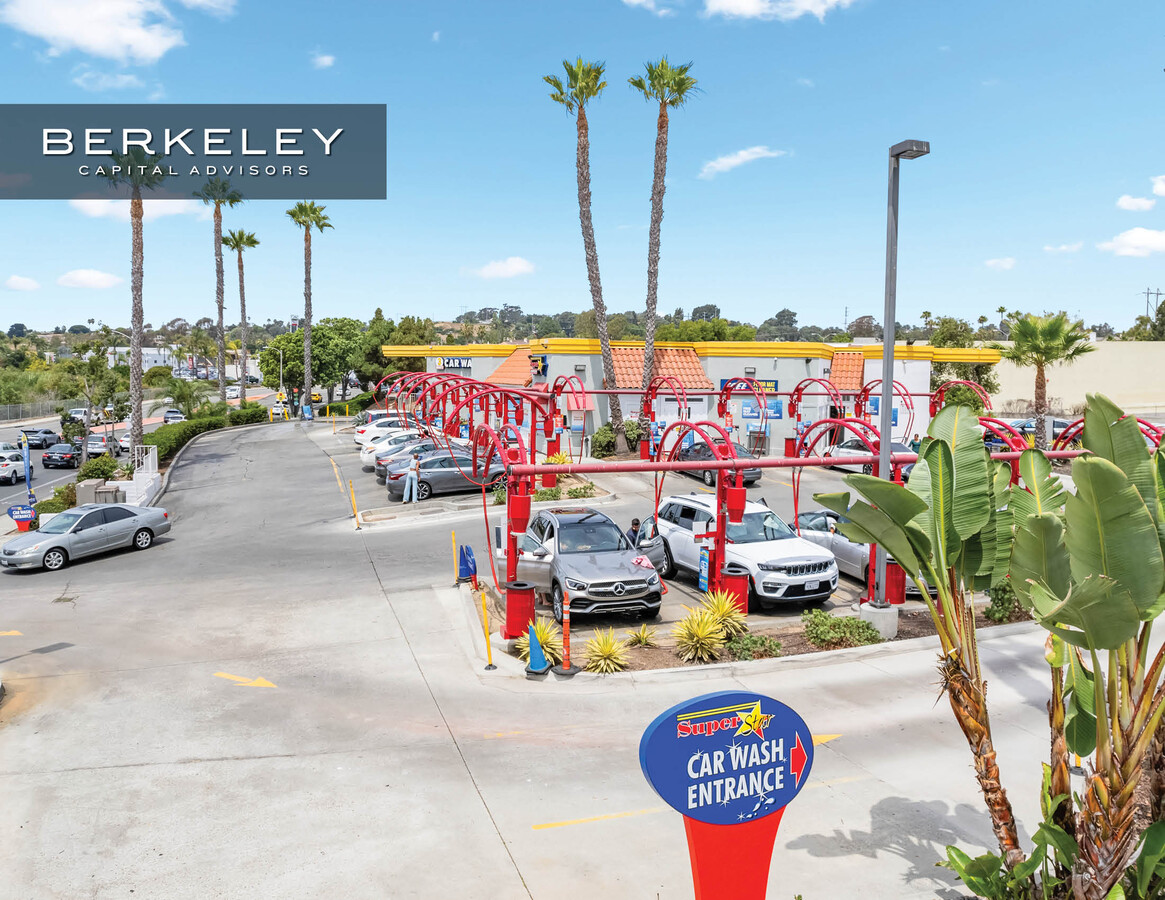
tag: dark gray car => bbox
[385,449,505,501]
[1,503,171,571]
[20,427,60,448]
[513,508,662,622]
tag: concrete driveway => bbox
[0,419,1054,899]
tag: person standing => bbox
[908,433,922,454]
[625,517,641,546]
[403,452,422,504]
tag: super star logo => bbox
[733,702,774,741]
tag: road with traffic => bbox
[0,418,1054,899]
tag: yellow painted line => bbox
[0,630,22,636]
[814,734,841,746]
[533,807,666,831]
[779,480,793,487]
[329,457,344,492]
[213,671,276,688]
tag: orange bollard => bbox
[553,592,580,676]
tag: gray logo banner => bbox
[0,103,386,200]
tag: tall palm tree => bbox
[193,178,244,404]
[545,59,625,437]
[286,201,333,409]
[990,312,1093,448]
[629,58,698,410]
[222,229,259,403]
[102,147,166,453]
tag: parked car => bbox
[66,407,90,424]
[1013,418,1073,442]
[226,385,241,400]
[0,503,171,571]
[19,427,60,448]
[506,507,662,623]
[355,409,390,427]
[359,430,421,467]
[372,437,470,479]
[384,448,505,501]
[41,443,80,469]
[355,417,411,446]
[673,439,761,486]
[642,494,838,610]
[119,432,133,453]
[796,509,932,596]
[246,375,260,385]
[0,451,31,485]
[162,409,186,424]
[85,434,121,457]
[822,437,915,481]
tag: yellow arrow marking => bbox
[213,672,276,688]
[0,630,22,636]
[813,734,841,746]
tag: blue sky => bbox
[1,0,1163,334]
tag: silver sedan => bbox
[0,503,171,571]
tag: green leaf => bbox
[1135,821,1165,896]
[940,846,997,896]
[1011,513,1071,608]
[813,491,926,581]
[1066,456,1165,617]
[1085,393,1156,522]
[1030,578,1141,650]
[1035,821,1080,869]
[1011,842,1045,881]
[1065,692,1098,757]
[929,404,991,540]
[842,473,928,525]
[1010,449,1067,522]
[1067,651,1096,716]
[907,440,957,572]
[1104,883,1126,900]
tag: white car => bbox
[0,451,30,485]
[354,417,411,446]
[119,432,132,453]
[823,437,912,476]
[226,385,241,400]
[641,494,838,611]
[359,430,421,466]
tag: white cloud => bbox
[70,198,210,221]
[311,51,335,69]
[1118,194,1157,211]
[4,275,39,291]
[703,0,858,21]
[1098,227,1165,257]
[622,0,676,14]
[1043,241,1083,254]
[431,30,440,42]
[795,77,814,87]
[71,65,144,91]
[699,145,785,179]
[472,257,535,279]
[0,0,231,65]
[1152,176,1165,197]
[58,268,122,289]
[984,257,1016,271]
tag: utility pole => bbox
[1143,287,1163,319]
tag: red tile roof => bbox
[485,348,532,387]
[829,351,865,392]
[610,347,714,391]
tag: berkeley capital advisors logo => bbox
[0,104,386,201]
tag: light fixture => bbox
[890,139,930,159]
[574,364,586,373]
[744,366,756,376]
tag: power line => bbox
[1143,287,1163,319]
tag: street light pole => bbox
[874,139,930,608]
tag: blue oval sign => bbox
[7,504,36,522]
[639,690,813,825]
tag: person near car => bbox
[402,452,421,503]
[909,433,922,454]
[625,518,641,547]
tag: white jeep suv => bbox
[642,494,838,610]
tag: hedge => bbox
[320,391,376,416]
[228,404,270,426]
[143,416,229,460]
[77,455,119,481]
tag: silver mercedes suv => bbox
[512,508,662,623]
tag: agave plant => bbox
[673,607,725,663]
[583,628,630,674]
[699,589,748,639]
[625,624,658,648]
[513,618,564,666]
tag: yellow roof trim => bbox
[380,344,519,357]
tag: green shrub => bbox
[533,487,562,502]
[583,628,630,674]
[544,451,571,465]
[800,608,883,650]
[623,419,643,448]
[984,578,1026,623]
[590,423,615,458]
[228,403,269,426]
[492,485,506,506]
[320,391,375,416]
[673,607,726,663]
[726,633,783,661]
[143,365,172,387]
[77,455,118,481]
[33,482,78,522]
[143,416,228,460]
[566,482,596,500]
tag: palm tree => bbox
[102,146,166,454]
[545,59,625,438]
[193,178,244,404]
[286,202,332,411]
[150,377,215,419]
[628,58,698,412]
[990,312,1093,448]
[222,229,259,403]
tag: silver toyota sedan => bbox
[0,503,171,571]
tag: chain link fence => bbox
[0,399,83,423]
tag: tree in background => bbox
[629,58,698,407]
[545,58,626,440]
[102,146,166,454]
[149,377,215,419]
[193,178,244,403]
[257,331,305,401]
[756,308,798,341]
[690,303,719,321]
[928,316,1000,412]
[990,312,1094,448]
[221,229,259,402]
[849,315,881,338]
[316,317,364,402]
[56,330,122,464]
[7,323,27,338]
[355,309,397,387]
[286,201,333,408]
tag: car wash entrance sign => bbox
[640,691,813,899]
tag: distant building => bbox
[104,346,180,369]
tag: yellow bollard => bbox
[332,413,336,434]
[480,590,496,670]
[348,479,361,529]
[345,403,349,416]
[452,530,458,585]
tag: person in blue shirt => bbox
[625,518,641,547]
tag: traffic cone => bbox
[525,624,551,676]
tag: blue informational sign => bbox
[867,398,898,426]
[639,690,813,826]
[682,431,695,450]
[459,423,470,439]
[741,399,761,420]
[720,379,777,393]
[767,398,783,420]
[698,545,710,591]
[7,504,36,522]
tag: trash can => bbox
[721,562,751,615]
[503,581,536,640]
[885,560,906,605]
